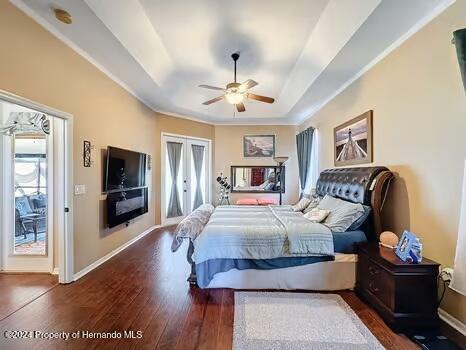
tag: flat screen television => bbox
[105,146,147,192]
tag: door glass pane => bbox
[165,141,184,218]
[14,134,47,255]
[190,145,206,210]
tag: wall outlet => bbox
[74,184,86,195]
[440,267,454,282]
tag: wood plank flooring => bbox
[0,227,420,349]
[0,273,57,321]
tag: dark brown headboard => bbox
[316,166,393,240]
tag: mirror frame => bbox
[230,165,285,193]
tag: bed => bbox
[177,166,393,290]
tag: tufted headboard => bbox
[316,166,393,240]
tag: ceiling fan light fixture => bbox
[225,90,244,105]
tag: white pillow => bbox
[317,195,365,232]
[291,197,311,212]
[303,196,322,213]
[303,208,330,223]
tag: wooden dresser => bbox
[356,243,440,331]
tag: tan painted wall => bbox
[299,0,466,322]
[0,2,158,273]
[154,113,215,224]
[214,125,300,205]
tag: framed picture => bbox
[243,135,275,158]
[395,231,416,262]
[334,110,373,166]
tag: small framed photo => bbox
[243,135,275,158]
[395,231,416,262]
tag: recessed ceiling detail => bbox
[13,0,454,124]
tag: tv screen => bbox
[105,146,146,192]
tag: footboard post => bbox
[186,239,197,285]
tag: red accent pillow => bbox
[258,197,278,205]
[236,198,259,205]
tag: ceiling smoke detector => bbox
[53,8,72,24]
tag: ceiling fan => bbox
[199,53,275,113]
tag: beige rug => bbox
[234,292,384,350]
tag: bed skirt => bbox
[204,254,357,290]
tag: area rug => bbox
[233,292,384,350]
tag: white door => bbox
[1,111,56,273]
[161,134,211,226]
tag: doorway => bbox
[161,133,211,226]
[0,91,73,283]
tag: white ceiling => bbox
[13,0,454,125]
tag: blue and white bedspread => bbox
[193,205,334,264]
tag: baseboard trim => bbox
[52,268,59,275]
[439,308,466,336]
[73,224,161,281]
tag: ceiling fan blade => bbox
[202,95,224,105]
[247,93,275,104]
[236,102,246,112]
[239,79,258,92]
[198,84,225,91]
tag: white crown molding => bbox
[295,0,455,125]
[10,0,159,113]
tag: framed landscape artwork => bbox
[243,135,275,158]
[334,110,373,166]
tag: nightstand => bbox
[356,243,440,331]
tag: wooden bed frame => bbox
[186,166,394,285]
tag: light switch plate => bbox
[74,184,86,195]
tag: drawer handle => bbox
[369,266,380,275]
[369,281,380,293]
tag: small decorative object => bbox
[396,230,422,263]
[147,154,152,170]
[453,28,466,91]
[216,173,231,205]
[83,140,91,167]
[243,135,275,158]
[379,231,399,249]
[334,111,373,166]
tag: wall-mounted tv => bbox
[105,146,147,192]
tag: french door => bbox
[161,134,211,226]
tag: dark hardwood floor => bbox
[0,273,58,321]
[0,227,420,350]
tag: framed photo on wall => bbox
[334,110,373,166]
[243,135,275,158]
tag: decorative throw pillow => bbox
[291,197,311,212]
[317,195,365,232]
[347,205,371,231]
[303,208,330,223]
[303,196,322,213]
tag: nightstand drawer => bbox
[358,253,394,310]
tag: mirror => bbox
[231,166,285,193]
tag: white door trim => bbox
[0,89,74,284]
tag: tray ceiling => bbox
[13,0,454,124]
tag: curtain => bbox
[451,160,466,296]
[453,28,466,91]
[192,144,205,210]
[304,129,319,194]
[296,127,315,196]
[167,141,183,218]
